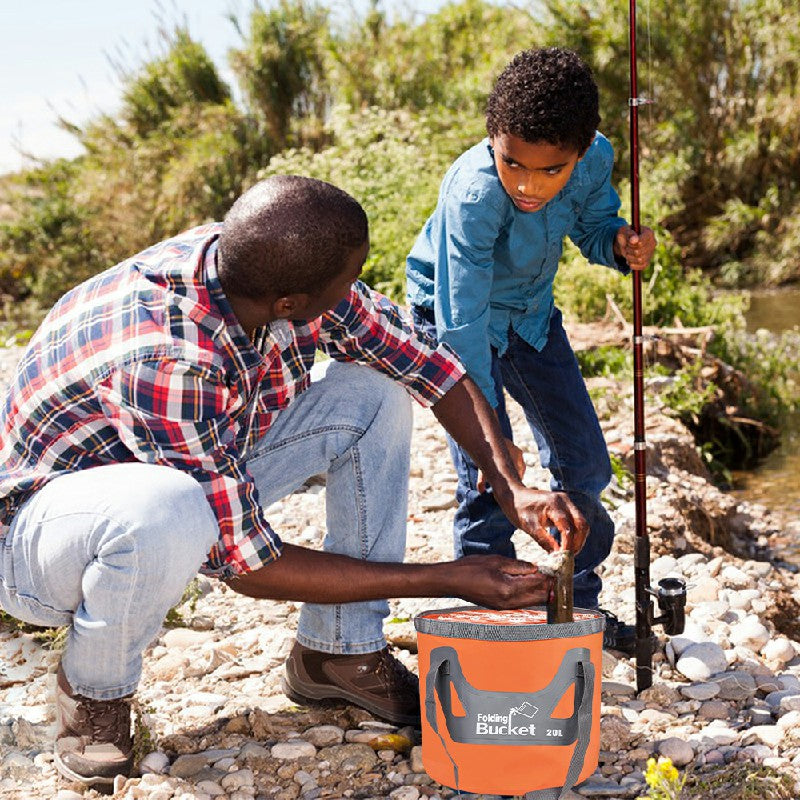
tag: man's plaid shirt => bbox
[0,224,464,578]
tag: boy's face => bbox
[490,133,583,213]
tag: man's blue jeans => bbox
[412,306,614,609]
[0,361,412,699]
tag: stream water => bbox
[730,286,800,521]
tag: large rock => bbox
[600,715,633,751]
[763,638,796,665]
[676,642,727,681]
[639,684,681,707]
[742,726,785,748]
[687,578,721,605]
[657,737,694,767]
[666,622,710,664]
[697,700,732,721]
[711,670,757,701]
[729,617,770,652]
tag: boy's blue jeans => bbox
[412,305,614,609]
[0,361,412,700]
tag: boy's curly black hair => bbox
[486,47,600,154]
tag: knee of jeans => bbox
[103,468,218,576]
[572,451,612,496]
[586,506,615,562]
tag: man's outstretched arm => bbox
[227,543,551,608]
[431,375,589,554]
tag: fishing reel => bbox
[648,577,687,636]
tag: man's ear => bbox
[272,294,309,319]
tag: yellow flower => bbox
[658,757,679,783]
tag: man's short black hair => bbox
[218,175,368,299]
[486,47,600,154]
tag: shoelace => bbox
[374,650,418,694]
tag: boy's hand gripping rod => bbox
[628,0,687,692]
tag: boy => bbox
[406,48,656,653]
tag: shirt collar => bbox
[200,237,266,373]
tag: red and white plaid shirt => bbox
[0,224,464,577]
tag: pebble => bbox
[220,768,255,790]
[389,787,420,800]
[600,716,632,751]
[140,750,171,775]
[318,743,377,772]
[304,725,345,747]
[272,741,318,760]
[170,753,211,778]
[698,700,732,720]
[680,682,720,701]
[195,780,225,796]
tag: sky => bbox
[0,0,445,175]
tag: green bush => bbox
[260,106,484,298]
[0,160,104,312]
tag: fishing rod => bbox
[628,0,687,693]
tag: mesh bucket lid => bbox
[414,606,605,641]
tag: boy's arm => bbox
[427,186,506,408]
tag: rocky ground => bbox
[1,339,800,800]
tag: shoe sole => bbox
[281,676,421,727]
[53,752,121,787]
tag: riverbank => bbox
[1,338,800,800]
[731,285,800,535]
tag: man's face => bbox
[294,238,369,321]
[490,133,583,213]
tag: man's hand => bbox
[505,488,589,554]
[477,437,524,492]
[614,225,657,271]
[451,555,553,609]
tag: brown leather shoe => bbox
[54,664,134,786]
[283,642,421,726]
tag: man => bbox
[0,176,587,786]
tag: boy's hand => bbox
[614,225,656,271]
[477,437,525,492]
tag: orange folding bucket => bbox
[415,606,603,798]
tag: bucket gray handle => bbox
[424,645,595,798]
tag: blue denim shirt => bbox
[406,132,629,407]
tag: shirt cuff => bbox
[404,341,467,408]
